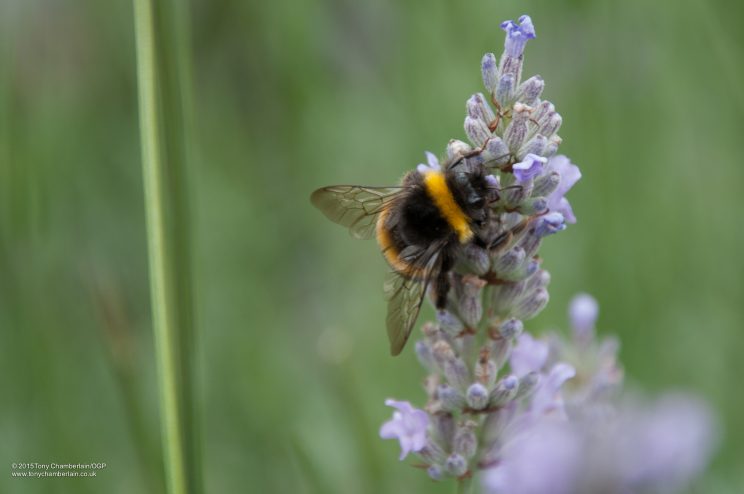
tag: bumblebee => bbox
[311,155,500,356]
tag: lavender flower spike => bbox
[500,15,536,58]
[379,399,429,460]
[372,14,716,493]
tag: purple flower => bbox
[512,153,546,182]
[545,155,581,223]
[484,393,716,494]
[379,399,429,460]
[614,394,718,491]
[510,333,549,377]
[569,293,599,341]
[416,151,441,175]
[530,363,576,418]
[484,419,581,494]
[534,212,566,237]
[500,15,537,58]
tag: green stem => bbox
[132,0,200,493]
[457,476,473,494]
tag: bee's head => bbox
[449,163,490,225]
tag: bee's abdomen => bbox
[375,185,453,278]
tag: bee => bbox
[311,154,505,356]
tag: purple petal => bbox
[380,399,429,460]
[417,151,441,175]
[500,15,538,58]
[510,333,549,377]
[513,153,547,182]
[615,394,718,490]
[545,155,581,223]
[554,197,576,224]
[531,363,576,417]
[534,212,566,237]
[425,151,441,170]
[484,419,581,494]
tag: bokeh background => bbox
[1,0,743,492]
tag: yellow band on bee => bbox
[376,208,425,277]
[423,171,473,243]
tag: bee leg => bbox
[488,230,512,252]
[433,256,455,310]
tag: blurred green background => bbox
[1,0,743,492]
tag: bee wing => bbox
[310,185,405,240]
[383,241,445,356]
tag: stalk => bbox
[132,0,200,493]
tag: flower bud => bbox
[454,421,478,459]
[464,116,492,148]
[489,374,519,407]
[515,371,540,399]
[503,103,531,152]
[483,136,510,165]
[516,196,548,216]
[427,465,444,481]
[489,335,512,370]
[437,310,464,336]
[438,384,466,412]
[516,75,544,105]
[481,53,498,95]
[458,276,486,328]
[499,54,523,84]
[492,246,526,275]
[415,340,437,372]
[513,287,549,320]
[444,453,468,477]
[495,73,515,107]
[431,413,455,450]
[466,383,490,410]
[517,134,547,160]
[433,341,471,390]
[525,269,551,292]
[539,112,562,138]
[569,293,599,343]
[498,318,524,339]
[499,258,539,283]
[533,171,560,197]
[457,243,490,276]
[544,135,562,156]
[467,93,496,126]
[533,100,554,124]
[446,139,473,160]
[491,279,527,316]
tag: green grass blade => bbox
[131,0,201,493]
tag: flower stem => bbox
[132,0,200,493]
[457,476,473,494]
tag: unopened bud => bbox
[454,421,478,459]
[515,371,540,399]
[444,453,468,477]
[466,383,490,410]
[489,375,519,407]
[513,287,550,320]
